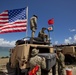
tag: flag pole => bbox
[26,6,28,37]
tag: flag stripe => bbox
[0,29,26,34]
[0,22,8,24]
[0,18,8,20]
[0,27,26,31]
[3,23,27,27]
[0,27,26,34]
[0,20,27,26]
[0,14,8,16]
[0,16,8,18]
[0,20,8,22]
[0,25,26,30]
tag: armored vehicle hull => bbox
[10,39,56,75]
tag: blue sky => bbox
[0,0,76,47]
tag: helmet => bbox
[31,48,39,56]
[33,15,38,19]
[42,27,47,30]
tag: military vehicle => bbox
[54,44,76,64]
[9,29,56,75]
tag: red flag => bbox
[48,18,54,25]
[0,7,28,34]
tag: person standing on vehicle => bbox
[30,15,38,38]
[28,48,46,75]
[56,48,65,75]
[38,27,48,42]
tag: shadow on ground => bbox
[0,71,6,75]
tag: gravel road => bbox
[0,65,76,75]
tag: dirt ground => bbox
[0,58,9,70]
[0,58,76,75]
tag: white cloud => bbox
[64,35,76,44]
[0,38,16,47]
[54,41,58,45]
[69,29,76,32]
[68,37,72,40]
[73,34,76,42]
[64,39,71,44]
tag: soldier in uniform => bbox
[56,48,65,75]
[30,15,38,38]
[38,27,48,42]
[29,48,46,75]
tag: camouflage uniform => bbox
[30,15,38,38]
[56,48,65,75]
[29,48,46,75]
[38,27,48,42]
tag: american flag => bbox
[0,7,27,34]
